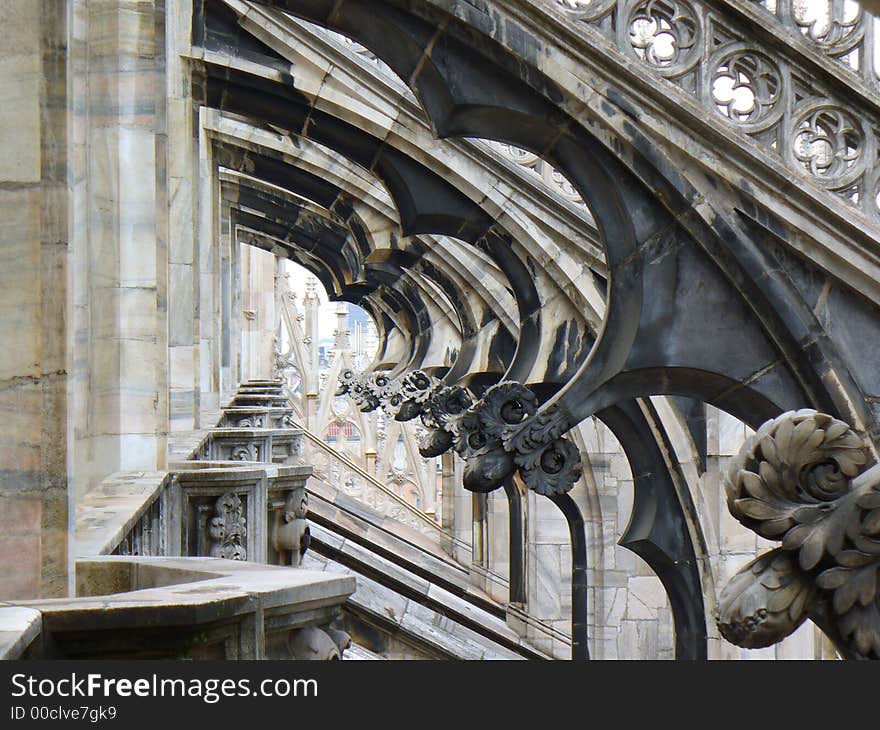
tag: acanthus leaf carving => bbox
[719,409,880,659]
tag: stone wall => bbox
[0,0,69,599]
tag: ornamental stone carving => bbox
[718,409,880,659]
[335,368,397,413]
[626,0,700,73]
[707,46,782,129]
[208,493,247,561]
[340,368,584,496]
[273,490,310,567]
[549,0,880,218]
[285,625,351,660]
[790,0,863,52]
[456,381,582,496]
[790,104,864,185]
[232,443,258,461]
[418,384,474,457]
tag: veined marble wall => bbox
[0,0,206,601]
[68,0,170,498]
[0,0,68,599]
[238,243,277,382]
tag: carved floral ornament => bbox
[790,103,865,184]
[208,492,247,561]
[718,409,880,659]
[550,0,880,217]
[337,369,583,496]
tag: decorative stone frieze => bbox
[718,409,880,659]
[550,0,880,218]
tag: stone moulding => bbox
[718,408,880,659]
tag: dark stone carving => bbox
[335,368,381,412]
[277,625,352,660]
[463,382,582,495]
[718,409,880,659]
[339,368,582,496]
[418,384,473,457]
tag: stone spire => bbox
[333,302,351,352]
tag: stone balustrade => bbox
[229,393,294,408]
[54,381,355,659]
[196,427,303,464]
[218,407,297,429]
[2,557,354,660]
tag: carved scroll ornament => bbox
[718,409,880,659]
[208,492,247,561]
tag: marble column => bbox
[167,0,203,431]
[68,0,168,499]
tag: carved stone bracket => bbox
[392,376,583,496]
[417,384,474,457]
[717,409,880,659]
[283,625,351,660]
[273,489,311,568]
[208,492,247,561]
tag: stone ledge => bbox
[0,607,42,660]
[9,556,355,640]
[74,472,172,559]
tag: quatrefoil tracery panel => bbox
[550,0,880,220]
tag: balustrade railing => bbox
[547,0,880,220]
[294,422,471,553]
